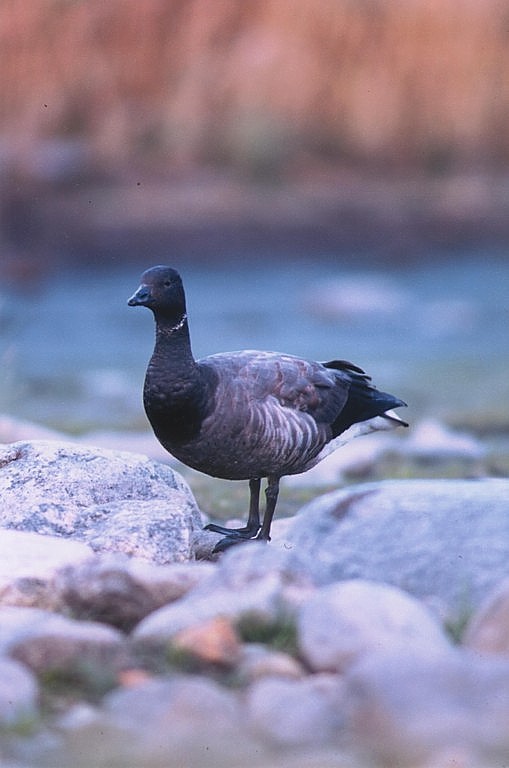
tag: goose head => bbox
[128,266,187,329]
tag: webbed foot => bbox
[212,534,252,553]
[204,522,261,537]
[211,530,270,554]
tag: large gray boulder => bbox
[285,478,509,619]
[0,440,203,563]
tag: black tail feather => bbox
[324,359,408,437]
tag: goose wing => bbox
[202,350,349,426]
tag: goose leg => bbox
[204,478,261,537]
[255,475,280,542]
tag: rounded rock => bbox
[246,674,344,748]
[298,579,449,672]
[463,578,509,656]
[0,657,39,727]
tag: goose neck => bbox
[151,315,197,376]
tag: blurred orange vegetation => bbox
[2,0,509,176]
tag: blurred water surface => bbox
[1,253,507,435]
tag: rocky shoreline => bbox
[0,431,508,766]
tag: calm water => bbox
[1,253,508,434]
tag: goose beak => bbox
[128,284,151,307]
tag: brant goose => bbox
[128,266,408,551]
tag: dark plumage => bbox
[128,265,408,551]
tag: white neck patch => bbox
[169,313,187,333]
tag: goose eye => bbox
[163,280,171,287]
